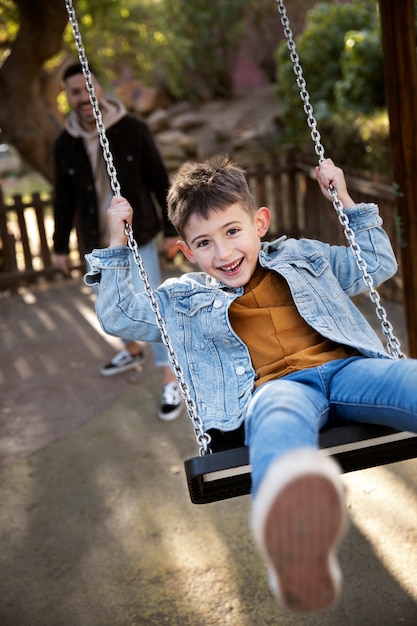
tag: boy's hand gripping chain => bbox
[65,0,212,455]
[275,0,404,359]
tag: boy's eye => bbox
[196,239,210,249]
[227,227,240,236]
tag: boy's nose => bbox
[215,242,233,262]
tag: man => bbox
[53,63,182,421]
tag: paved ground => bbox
[0,272,417,625]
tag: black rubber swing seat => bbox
[184,424,417,504]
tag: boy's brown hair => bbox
[167,154,257,239]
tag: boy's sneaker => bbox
[252,448,347,613]
[158,382,183,421]
[100,348,145,376]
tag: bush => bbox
[335,28,385,113]
[312,111,391,175]
[274,0,384,169]
[157,0,251,101]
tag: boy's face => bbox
[177,203,270,288]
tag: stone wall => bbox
[116,83,284,171]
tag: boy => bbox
[85,155,417,613]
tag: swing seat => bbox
[185,424,417,504]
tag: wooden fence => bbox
[0,160,403,300]
[0,189,82,292]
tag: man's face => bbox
[64,73,103,131]
[177,203,270,288]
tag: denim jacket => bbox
[85,203,398,432]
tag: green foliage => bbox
[335,28,384,113]
[0,0,262,102]
[61,0,162,87]
[316,110,391,174]
[275,1,380,145]
[51,0,253,100]
[157,0,251,100]
[0,0,19,48]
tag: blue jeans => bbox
[122,239,168,367]
[245,356,417,497]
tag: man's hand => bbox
[55,254,74,277]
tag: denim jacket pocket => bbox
[293,253,328,276]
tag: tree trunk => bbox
[0,0,69,182]
[379,0,417,356]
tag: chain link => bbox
[275,0,404,359]
[64,0,212,454]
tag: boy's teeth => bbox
[221,259,242,272]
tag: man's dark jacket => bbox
[53,114,177,255]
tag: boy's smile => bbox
[177,203,270,287]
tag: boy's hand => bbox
[108,196,133,247]
[315,159,355,208]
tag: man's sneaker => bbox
[158,381,183,421]
[252,448,347,613]
[100,348,145,376]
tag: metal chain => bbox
[275,0,405,359]
[64,0,211,454]
[65,1,120,197]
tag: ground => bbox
[0,273,416,625]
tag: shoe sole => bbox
[99,357,145,376]
[158,403,184,421]
[252,449,347,613]
[264,472,344,612]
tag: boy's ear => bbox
[255,207,271,237]
[177,240,196,264]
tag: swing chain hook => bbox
[64,0,212,455]
[275,0,405,360]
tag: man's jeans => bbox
[122,239,168,367]
[245,356,417,496]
